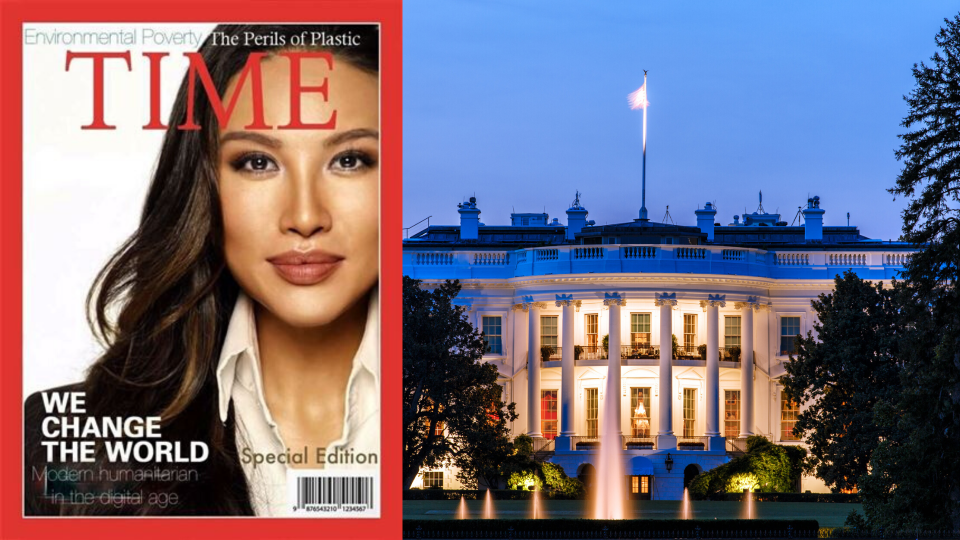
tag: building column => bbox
[655,293,677,450]
[736,299,756,438]
[527,301,545,438]
[701,294,726,452]
[603,295,625,439]
[557,298,576,451]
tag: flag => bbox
[628,83,648,110]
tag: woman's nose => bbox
[279,172,330,237]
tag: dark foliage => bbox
[780,271,901,492]
[402,277,518,489]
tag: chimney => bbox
[565,204,588,241]
[458,197,480,241]
[802,196,824,242]
[695,202,718,241]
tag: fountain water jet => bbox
[483,489,494,519]
[531,488,540,519]
[593,368,625,519]
[681,487,691,519]
[458,495,467,519]
[743,489,754,519]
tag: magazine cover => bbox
[2,0,401,537]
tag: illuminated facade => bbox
[403,195,914,500]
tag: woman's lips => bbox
[267,250,344,286]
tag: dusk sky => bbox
[403,1,957,242]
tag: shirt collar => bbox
[215,288,380,424]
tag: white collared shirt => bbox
[215,290,380,516]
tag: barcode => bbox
[296,476,375,511]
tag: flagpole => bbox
[640,71,648,221]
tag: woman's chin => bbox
[256,289,369,329]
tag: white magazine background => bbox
[23,23,216,397]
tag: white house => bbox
[403,194,914,500]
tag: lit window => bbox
[541,390,558,439]
[630,387,651,438]
[724,316,741,348]
[631,476,639,494]
[482,316,502,355]
[641,476,649,494]
[780,317,801,355]
[585,314,598,348]
[631,313,651,346]
[433,420,445,437]
[683,388,697,437]
[423,471,443,489]
[684,314,697,350]
[541,316,558,348]
[586,388,598,438]
[781,394,800,441]
[724,390,740,437]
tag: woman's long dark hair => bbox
[72,24,379,515]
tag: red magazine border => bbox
[0,1,402,538]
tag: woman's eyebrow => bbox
[324,128,379,148]
[220,131,282,149]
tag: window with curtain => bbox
[683,388,697,437]
[541,390,558,439]
[724,316,741,348]
[585,313,598,348]
[724,390,740,437]
[683,314,697,349]
[585,388,598,438]
[630,387,651,438]
[541,316,558,348]
[631,313,651,346]
[781,394,800,441]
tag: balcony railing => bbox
[676,343,705,360]
[406,244,918,281]
[623,437,656,450]
[576,345,606,360]
[719,347,742,363]
[677,436,710,450]
[540,345,561,362]
[531,436,556,455]
[570,436,600,450]
[620,344,660,359]
[726,436,750,453]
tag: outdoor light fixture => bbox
[665,453,674,472]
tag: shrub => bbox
[698,344,707,359]
[689,436,807,499]
[542,462,585,498]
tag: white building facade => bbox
[403,195,915,500]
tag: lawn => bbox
[403,500,861,528]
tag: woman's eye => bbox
[230,153,279,174]
[330,150,376,173]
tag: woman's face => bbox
[218,52,379,328]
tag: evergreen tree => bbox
[860,13,960,530]
[402,277,518,489]
[780,271,901,493]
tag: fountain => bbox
[743,489,754,519]
[483,489,494,519]
[593,369,625,519]
[681,487,691,519]
[458,495,467,519]
[531,488,541,519]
